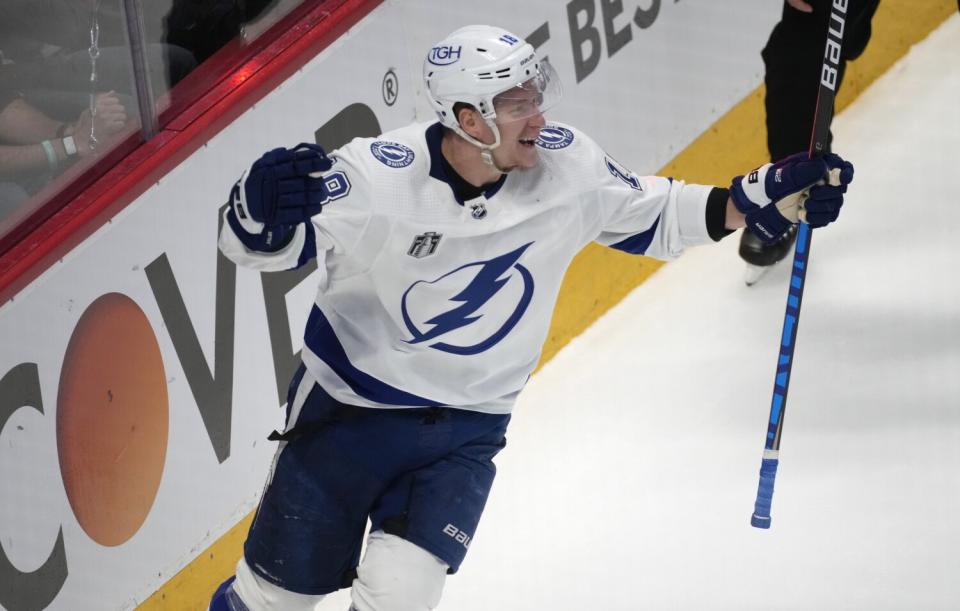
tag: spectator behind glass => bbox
[0,0,302,227]
[163,0,280,65]
[0,0,297,128]
[0,81,127,222]
[0,0,196,122]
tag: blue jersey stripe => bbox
[608,216,661,255]
[304,306,442,407]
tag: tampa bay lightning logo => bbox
[401,243,535,355]
[535,126,574,150]
[371,141,415,168]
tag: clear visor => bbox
[492,59,563,123]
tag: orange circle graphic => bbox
[57,292,168,547]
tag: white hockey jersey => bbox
[220,121,721,414]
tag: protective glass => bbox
[492,59,563,123]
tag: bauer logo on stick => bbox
[821,0,848,91]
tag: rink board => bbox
[0,0,954,609]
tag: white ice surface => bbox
[318,15,960,611]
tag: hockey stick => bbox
[750,0,847,529]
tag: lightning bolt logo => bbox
[401,243,535,355]
[380,145,408,160]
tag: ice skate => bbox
[739,224,797,286]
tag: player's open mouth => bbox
[519,138,536,147]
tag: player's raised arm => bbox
[587,142,853,261]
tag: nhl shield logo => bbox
[408,232,443,258]
[470,202,487,219]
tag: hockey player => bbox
[210,25,853,611]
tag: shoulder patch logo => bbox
[605,156,643,191]
[371,141,415,168]
[535,126,574,150]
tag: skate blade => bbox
[744,263,772,286]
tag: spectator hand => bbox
[92,92,128,136]
[731,152,854,243]
[71,92,128,157]
[233,143,333,235]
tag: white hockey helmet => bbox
[423,25,562,154]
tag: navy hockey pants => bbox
[243,366,510,595]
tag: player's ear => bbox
[455,104,482,138]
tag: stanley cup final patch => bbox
[408,232,443,258]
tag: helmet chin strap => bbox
[480,148,510,174]
[453,120,513,174]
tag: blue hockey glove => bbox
[234,143,333,231]
[730,153,854,244]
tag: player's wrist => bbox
[231,176,268,234]
[225,204,296,252]
[744,204,792,244]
